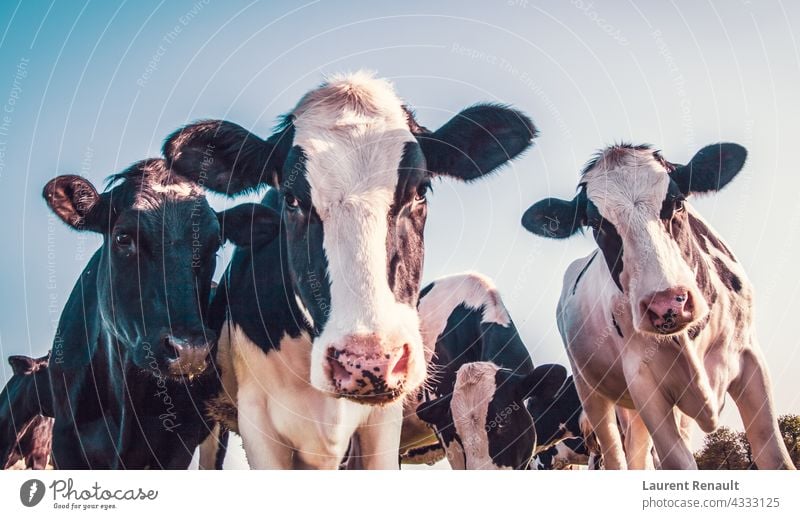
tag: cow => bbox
[533,438,598,470]
[408,272,565,469]
[162,72,537,468]
[527,374,586,453]
[43,158,278,468]
[522,142,794,469]
[525,374,608,470]
[1,355,53,469]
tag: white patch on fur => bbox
[449,361,511,470]
[132,179,202,211]
[294,294,315,329]
[582,146,708,330]
[552,441,589,469]
[292,72,425,396]
[418,272,511,363]
[228,324,369,467]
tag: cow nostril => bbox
[391,344,410,377]
[327,347,352,382]
[163,336,181,360]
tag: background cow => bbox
[43,159,278,468]
[1,354,52,469]
[533,438,600,470]
[522,143,794,469]
[407,272,564,469]
[418,361,565,469]
[164,72,536,468]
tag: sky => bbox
[1,0,799,468]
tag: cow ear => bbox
[670,143,747,196]
[416,395,452,427]
[43,175,108,233]
[522,193,585,239]
[217,203,280,248]
[163,120,293,196]
[8,355,35,376]
[518,364,568,401]
[418,104,536,181]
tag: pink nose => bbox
[326,334,411,403]
[640,287,695,334]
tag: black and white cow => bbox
[1,354,53,469]
[532,437,599,470]
[411,272,566,469]
[163,72,536,468]
[526,374,605,470]
[43,159,277,468]
[522,143,794,469]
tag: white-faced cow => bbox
[410,273,566,469]
[1,354,53,469]
[522,143,794,469]
[163,73,537,468]
[43,159,278,468]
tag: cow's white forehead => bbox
[582,146,670,225]
[452,362,499,421]
[291,71,415,218]
[450,362,499,468]
[132,177,204,212]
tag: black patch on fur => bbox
[587,200,624,291]
[387,142,428,306]
[527,375,583,450]
[487,370,536,469]
[573,251,598,295]
[611,313,624,338]
[712,257,742,293]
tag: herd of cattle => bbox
[0,72,795,470]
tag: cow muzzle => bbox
[325,334,412,404]
[639,287,696,334]
[164,333,213,379]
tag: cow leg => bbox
[623,359,695,469]
[354,403,403,470]
[198,422,227,470]
[729,348,794,469]
[574,378,626,469]
[237,388,292,469]
[620,409,653,470]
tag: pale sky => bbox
[1,1,798,467]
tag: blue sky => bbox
[1,1,799,464]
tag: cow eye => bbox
[415,182,431,203]
[114,233,136,254]
[284,193,300,211]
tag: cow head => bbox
[417,362,566,469]
[522,143,746,335]
[43,160,279,379]
[7,354,49,377]
[163,72,536,403]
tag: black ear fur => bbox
[522,192,586,239]
[416,395,453,427]
[163,119,294,196]
[519,364,568,401]
[43,175,107,232]
[218,203,280,248]
[8,355,35,376]
[418,104,536,181]
[670,143,747,195]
